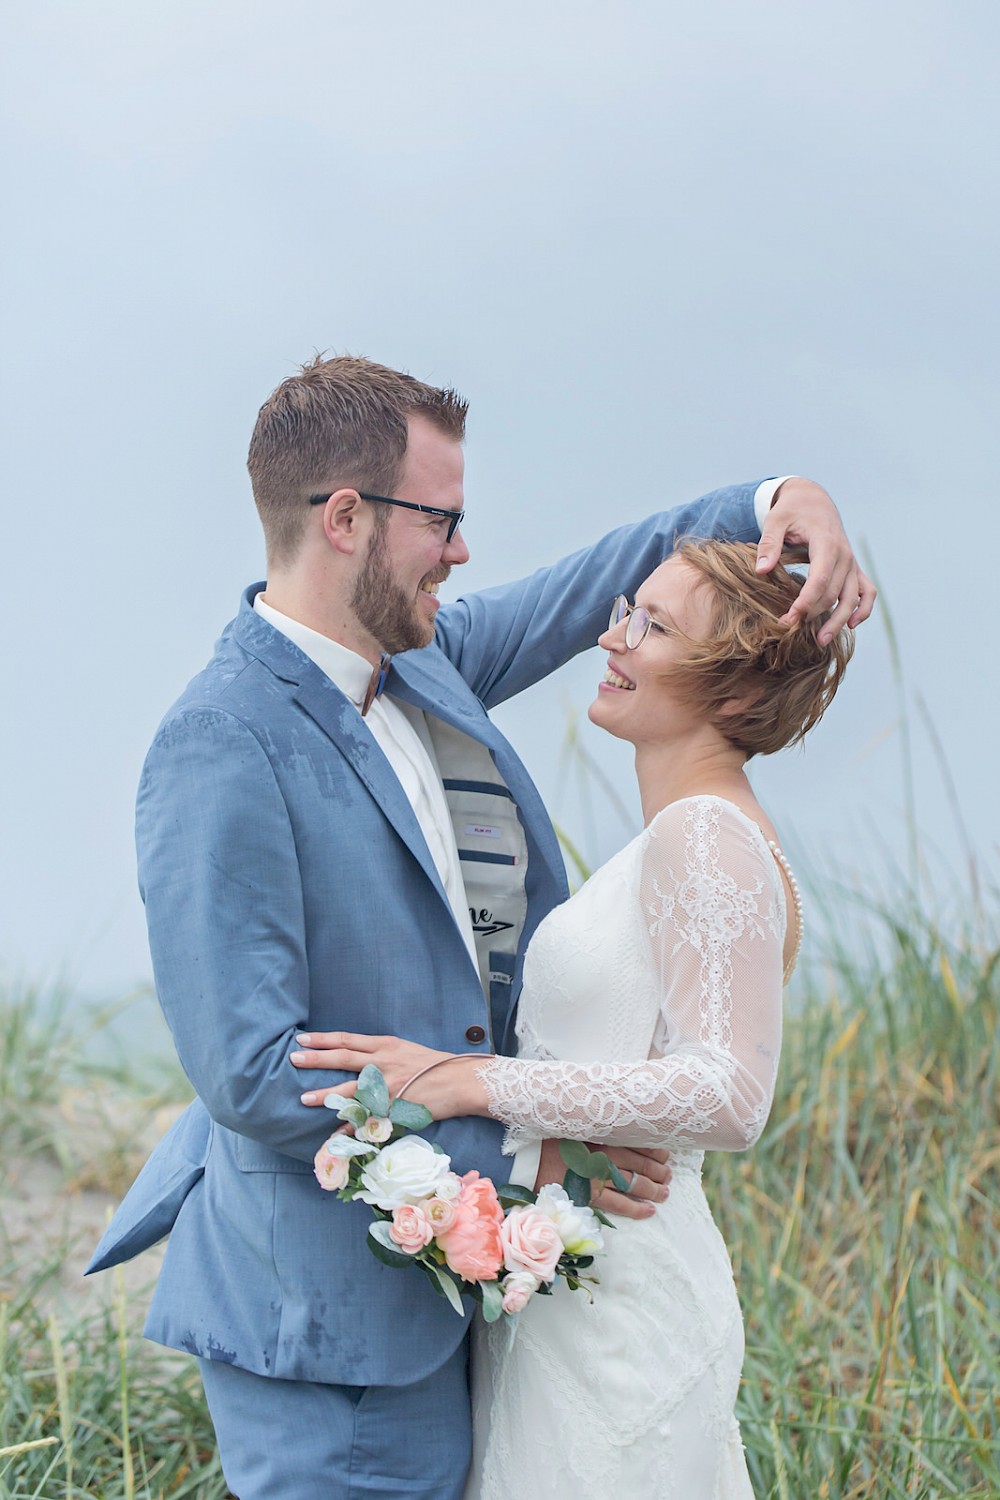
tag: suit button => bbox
[465,1025,487,1044]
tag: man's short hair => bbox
[247,354,468,566]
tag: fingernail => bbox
[290,1051,305,1065]
[301,1092,317,1104]
[296,1033,311,1044]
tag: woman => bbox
[293,540,853,1498]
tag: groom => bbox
[88,354,872,1498]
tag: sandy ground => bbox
[1,1090,186,1333]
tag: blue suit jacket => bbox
[87,484,761,1386]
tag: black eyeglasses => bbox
[309,490,465,543]
[609,595,673,650]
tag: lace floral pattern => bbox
[464,797,788,1500]
[478,797,786,1153]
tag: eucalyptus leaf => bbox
[367,1222,417,1269]
[355,1064,390,1119]
[607,1161,629,1192]
[321,1092,358,1115]
[498,1184,535,1207]
[479,1280,505,1324]
[426,1262,466,1316]
[561,1168,592,1208]
[320,1133,375,1159]
[389,1097,434,1131]
[558,1140,597,1177]
[559,1140,626,1188]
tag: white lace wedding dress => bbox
[465,795,794,1500]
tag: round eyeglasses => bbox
[609,595,672,650]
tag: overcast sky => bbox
[2,0,996,1006]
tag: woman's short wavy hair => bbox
[666,538,854,758]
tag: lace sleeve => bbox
[477,798,785,1150]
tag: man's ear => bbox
[320,488,367,556]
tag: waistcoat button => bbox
[464,1025,486,1044]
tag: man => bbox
[88,355,873,1498]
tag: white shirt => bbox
[253,595,479,970]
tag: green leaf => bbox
[606,1161,629,1192]
[320,1092,362,1118]
[479,1280,505,1323]
[561,1168,592,1208]
[558,1140,597,1177]
[425,1262,466,1315]
[389,1097,434,1131]
[367,1222,417,1269]
[558,1141,628,1189]
[355,1064,390,1119]
[498,1183,535,1208]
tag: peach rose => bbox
[500,1204,563,1284]
[425,1196,458,1234]
[388,1203,435,1255]
[436,1171,504,1282]
[313,1143,351,1192]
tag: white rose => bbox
[433,1172,463,1202]
[535,1183,605,1257]
[357,1135,453,1210]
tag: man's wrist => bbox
[753,476,799,532]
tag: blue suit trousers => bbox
[199,1336,471,1499]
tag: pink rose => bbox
[357,1115,393,1145]
[314,1143,351,1192]
[501,1271,539,1314]
[388,1204,435,1255]
[500,1204,563,1284]
[425,1196,458,1234]
[436,1171,504,1283]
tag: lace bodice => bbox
[478,795,788,1153]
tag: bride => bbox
[294,539,853,1497]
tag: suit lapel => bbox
[232,597,451,909]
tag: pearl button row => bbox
[768,840,803,984]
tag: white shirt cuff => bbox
[753,476,799,533]
[506,1139,542,1191]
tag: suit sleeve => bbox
[136,705,326,1163]
[434,482,762,707]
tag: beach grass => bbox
[2,887,998,1498]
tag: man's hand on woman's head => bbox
[755,477,876,643]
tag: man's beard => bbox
[350,525,440,654]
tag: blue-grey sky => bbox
[2,0,997,1001]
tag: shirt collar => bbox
[253,594,373,710]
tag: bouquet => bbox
[313,1064,623,1322]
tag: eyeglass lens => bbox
[609,595,651,650]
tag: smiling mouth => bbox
[603,666,635,690]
